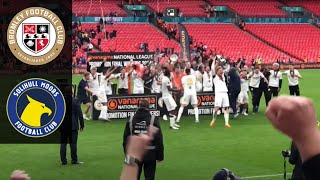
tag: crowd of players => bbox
[77,55,302,129]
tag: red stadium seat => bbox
[81,23,180,53]
[143,0,207,17]
[281,0,320,17]
[207,0,287,17]
[72,0,127,17]
[246,24,320,62]
[184,24,291,63]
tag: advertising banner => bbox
[104,94,161,119]
[97,92,215,119]
[182,92,215,116]
[86,52,155,72]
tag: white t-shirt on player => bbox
[213,75,228,93]
[269,70,282,88]
[249,72,265,88]
[240,78,249,92]
[161,76,172,98]
[116,73,129,89]
[88,72,102,94]
[181,75,197,95]
[203,71,213,88]
[152,73,163,93]
[284,70,300,86]
[132,70,144,89]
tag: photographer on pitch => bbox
[122,100,164,180]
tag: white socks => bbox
[194,107,199,122]
[224,109,229,125]
[176,106,184,122]
[169,115,176,127]
[99,106,108,119]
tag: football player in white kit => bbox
[237,69,249,116]
[203,66,213,92]
[88,66,102,96]
[176,68,199,123]
[195,66,203,92]
[283,65,302,96]
[210,66,231,128]
[132,64,145,94]
[87,66,102,120]
[162,69,180,129]
[97,66,117,121]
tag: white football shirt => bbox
[88,72,102,94]
[133,70,144,89]
[181,75,197,95]
[117,73,129,89]
[269,70,282,88]
[284,70,300,86]
[203,71,213,88]
[213,75,228,93]
[240,78,249,92]
[249,72,265,88]
[161,76,172,98]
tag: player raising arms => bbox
[97,66,117,121]
[238,69,249,116]
[162,69,180,130]
[176,68,199,123]
[210,66,231,128]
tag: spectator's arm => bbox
[84,86,95,94]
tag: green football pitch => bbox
[0,70,319,180]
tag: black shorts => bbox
[78,97,90,104]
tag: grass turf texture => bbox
[0,70,319,180]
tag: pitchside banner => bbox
[183,92,215,115]
[105,94,161,119]
[179,24,191,61]
[86,52,155,72]
[100,92,215,119]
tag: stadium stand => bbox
[246,24,320,62]
[144,0,207,17]
[72,0,127,17]
[184,24,289,63]
[280,0,320,16]
[81,23,180,53]
[207,0,287,17]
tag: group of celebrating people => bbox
[77,55,302,130]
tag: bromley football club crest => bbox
[23,24,50,53]
[7,7,65,65]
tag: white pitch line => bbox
[242,173,291,179]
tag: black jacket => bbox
[143,73,155,94]
[60,97,84,132]
[302,154,320,180]
[122,108,164,161]
[228,68,241,93]
[259,71,270,90]
[289,142,305,180]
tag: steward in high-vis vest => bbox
[122,100,164,180]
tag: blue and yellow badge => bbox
[7,78,65,138]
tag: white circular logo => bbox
[7,7,65,65]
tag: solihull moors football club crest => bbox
[7,7,65,65]
[7,79,66,138]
